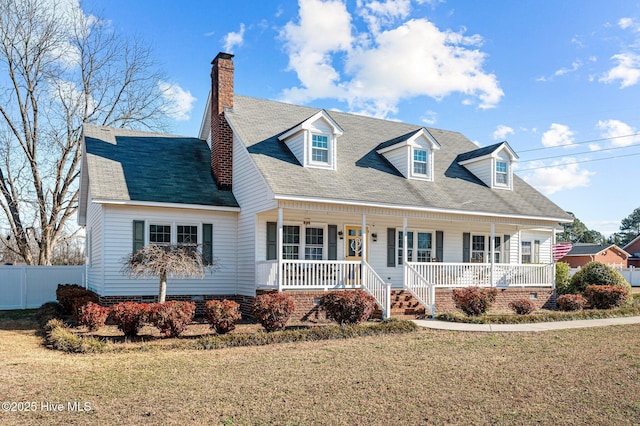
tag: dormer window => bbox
[312,134,329,163]
[458,141,518,191]
[413,149,428,175]
[495,161,508,185]
[377,128,441,182]
[278,110,343,171]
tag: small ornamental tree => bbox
[121,244,220,303]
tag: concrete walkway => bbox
[413,316,640,332]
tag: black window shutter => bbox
[202,224,213,265]
[436,231,444,261]
[503,234,510,264]
[328,225,337,260]
[387,228,396,267]
[463,232,471,263]
[266,222,277,260]
[133,220,144,253]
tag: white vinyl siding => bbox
[233,133,278,296]
[284,132,305,166]
[464,158,493,187]
[97,204,238,297]
[383,147,409,178]
[85,189,104,295]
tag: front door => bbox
[345,226,369,261]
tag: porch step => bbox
[374,290,428,319]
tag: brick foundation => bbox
[434,287,556,314]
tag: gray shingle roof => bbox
[83,124,238,208]
[457,141,510,163]
[564,243,627,257]
[225,95,570,221]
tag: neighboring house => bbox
[78,52,573,317]
[623,235,640,267]
[558,243,629,268]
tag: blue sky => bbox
[84,0,640,236]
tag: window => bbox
[398,230,432,264]
[413,149,428,175]
[305,227,324,260]
[177,225,198,253]
[283,225,300,259]
[471,235,485,263]
[494,236,502,263]
[149,224,171,244]
[521,241,532,264]
[311,134,329,163]
[496,161,508,185]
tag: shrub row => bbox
[194,319,418,350]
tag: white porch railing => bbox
[404,263,435,317]
[255,259,391,318]
[406,262,555,288]
[362,261,391,318]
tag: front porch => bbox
[256,259,555,318]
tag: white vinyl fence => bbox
[570,266,640,287]
[0,265,86,310]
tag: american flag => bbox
[552,242,573,261]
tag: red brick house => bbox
[559,243,629,268]
[623,236,640,267]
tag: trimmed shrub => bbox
[556,294,587,311]
[56,284,99,315]
[109,302,150,337]
[78,302,109,331]
[570,261,631,295]
[508,298,536,315]
[322,290,377,325]
[36,301,63,327]
[555,262,572,295]
[584,285,629,310]
[204,299,242,334]
[451,287,498,316]
[252,292,295,332]
[148,301,196,338]
[71,294,100,322]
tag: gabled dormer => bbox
[278,110,343,170]
[457,141,518,190]
[376,128,441,181]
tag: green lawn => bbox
[1,313,639,425]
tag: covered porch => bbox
[254,202,558,318]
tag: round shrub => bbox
[452,287,498,316]
[570,261,631,295]
[36,301,63,327]
[109,302,150,337]
[584,285,629,310]
[322,289,377,325]
[56,284,99,315]
[556,294,587,311]
[78,302,109,331]
[148,301,195,338]
[204,299,242,334]
[508,298,536,315]
[252,292,295,332]
[555,262,571,295]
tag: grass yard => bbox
[1,313,640,425]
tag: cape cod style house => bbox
[78,52,572,318]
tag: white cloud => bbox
[280,0,503,118]
[421,110,437,125]
[618,17,634,30]
[541,123,575,148]
[600,53,640,88]
[492,125,514,140]
[357,0,412,34]
[523,159,594,195]
[158,81,196,121]
[554,60,582,76]
[223,23,246,53]
[597,119,640,147]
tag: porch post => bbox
[490,223,495,286]
[361,214,367,263]
[277,208,283,291]
[403,217,408,288]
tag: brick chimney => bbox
[210,52,234,190]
